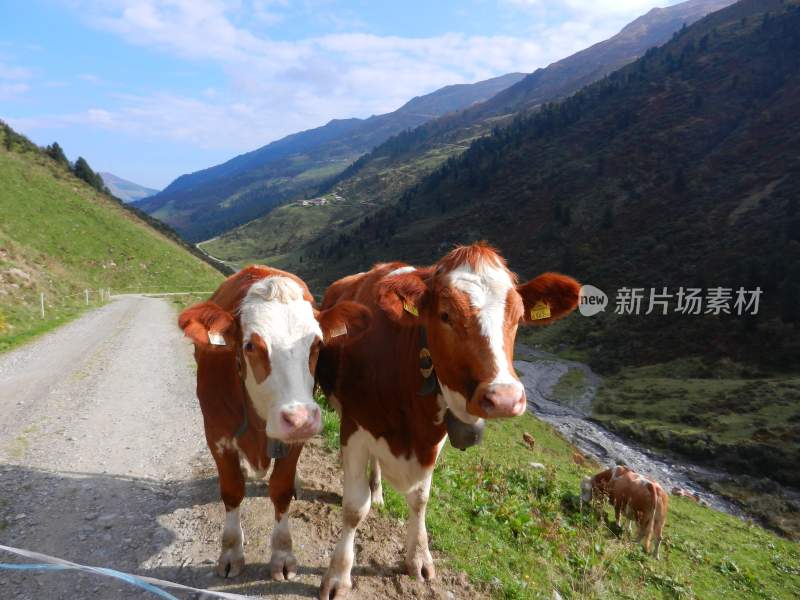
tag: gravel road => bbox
[0,296,479,600]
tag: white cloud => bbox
[0,62,32,80]
[0,82,31,101]
[26,0,670,153]
[250,0,288,26]
[0,56,32,100]
[505,0,666,17]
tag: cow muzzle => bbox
[277,402,322,442]
[471,382,526,418]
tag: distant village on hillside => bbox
[299,193,344,207]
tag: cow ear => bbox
[517,272,580,326]
[318,301,372,345]
[178,301,235,346]
[376,271,429,326]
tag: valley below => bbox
[516,345,800,539]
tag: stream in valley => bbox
[515,347,744,516]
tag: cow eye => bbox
[440,312,449,324]
[244,342,254,352]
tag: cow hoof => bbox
[319,573,352,599]
[270,550,298,580]
[371,489,384,508]
[216,552,245,578]
[407,556,436,581]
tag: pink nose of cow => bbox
[479,383,526,418]
[279,403,322,441]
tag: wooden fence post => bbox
[40,292,45,318]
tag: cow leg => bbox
[405,472,435,581]
[369,455,384,508]
[627,508,637,538]
[269,444,303,581]
[212,449,246,578]
[614,499,623,528]
[652,516,664,559]
[320,437,370,600]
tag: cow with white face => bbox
[179,266,370,581]
[316,243,581,599]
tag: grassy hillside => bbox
[0,123,223,352]
[316,396,800,598]
[205,0,734,270]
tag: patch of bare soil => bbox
[167,436,483,599]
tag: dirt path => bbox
[0,296,478,600]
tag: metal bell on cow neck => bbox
[444,409,485,451]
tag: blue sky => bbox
[0,0,679,188]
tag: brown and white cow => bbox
[179,266,370,580]
[610,471,669,558]
[580,465,631,511]
[316,243,580,598]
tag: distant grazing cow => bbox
[610,471,669,558]
[580,465,631,511]
[316,243,580,598]
[179,266,370,580]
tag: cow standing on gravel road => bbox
[179,266,370,581]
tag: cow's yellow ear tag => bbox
[530,301,551,321]
[403,300,419,317]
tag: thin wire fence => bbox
[37,288,111,319]
[35,288,213,319]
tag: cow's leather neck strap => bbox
[234,352,249,439]
[417,326,441,396]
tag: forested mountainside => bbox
[289,0,800,373]
[203,0,736,266]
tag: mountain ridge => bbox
[294,0,800,372]
[100,171,159,203]
[137,72,526,241]
[204,0,736,265]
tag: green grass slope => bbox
[316,397,800,599]
[0,123,223,351]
